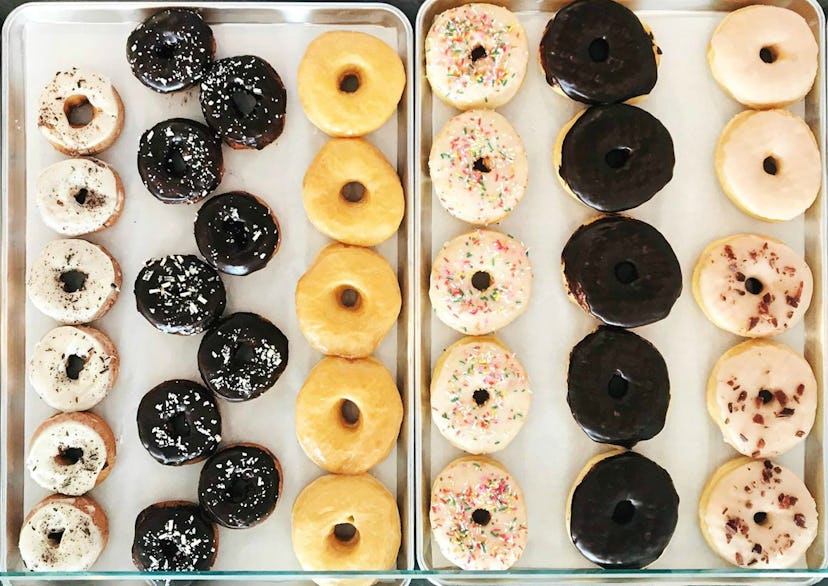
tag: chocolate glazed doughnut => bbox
[568,326,670,447]
[132,501,217,574]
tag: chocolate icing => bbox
[562,215,682,327]
[126,9,215,93]
[198,443,282,529]
[137,379,221,466]
[198,312,288,401]
[199,56,287,150]
[560,104,674,212]
[195,191,280,276]
[568,326,669,447]
[540,0,658,104]
[134,254,226,335]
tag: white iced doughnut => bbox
[708,6,818,109]
[429,110,528,225]
[37,68,124,156]
[430,456,528,570]
[19,494,108,571]
[27,239,122,325]
[715,110,821,222]
[29,325,119,412]
[425,4,528,110]
[699,457,818,568]
[692,234,813,337]
[431,336,530,454]
[37,158,125,236]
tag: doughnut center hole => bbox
[745,277,764,295]
[65,354,87,380]
[754,511,769,525]
[758,389,774,404]
[230,88,260,118]
[154,35,178,60]
[47,529,65,547]
[338,287,361,310]
[588,37,610,63]
[471,509,491,526]
[608,374,629,399]
[55,446,83,466]
[165,410,191,437]
[222,219,250,250]
[471,271,492,292]
[614,261,638,285]
[763,156,778,176]
[340,181,366,203]
[612,499,635,525]
[73,188,89,205]
[339,72,361,94]
[605,147,632,169]
[228,477,251,503]
[333,522,358,543]
[473,158,491,173]
[59,270,87,293]
[63,95,94,128]
[340,399,361,428]
[164,147,188,178]
[760,46,777,64]
[472,389,490,406]
[231,340,257,366]
[470,45,488,62]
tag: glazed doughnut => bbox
[36,158,124,236]
[707,340,817,458]
[27,239,122,325]
[715,110,820,222]
[430,456,528,570]
[425,4,528,110]
[708,6,818,109]
[699,457,818,567]
[692,234,813,337]
[132,501,218,573]
[296,356,403,474]
[568,450,679,568]
[430,229,533,335]
[19,494,108,571]
[37,68,124,156]
[431,336,530,454]
[296,244,401,358]
[298,31,405,137]
[292,473,401,585]
[302,138,404,246]
[29,325,118,412]
[429,110,528,225]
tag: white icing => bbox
[27,420,108,496]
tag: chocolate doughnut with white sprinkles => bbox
[132,501,217,575]
[198,443,282,529]
[199,55,287,150]
[134,254,226,335]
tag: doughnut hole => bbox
[47,529,65,547]
[471,508,491,526]
[473,157,492,173]
[472,389,490,406]
[759,46,777,64]
[339,399,361,428]
[228,476,252,504]
[164,146,188,178]
[470,45,488,62]
[605,147,632,169]
[65,354,87,380]
[331,521,360,549]
[230,85,261,118]
[612,499,635,525]
[588,37,610,63]
[222,218,250,251]
[340,181,367,203]
[763,156,778,176]
[338,71,361,94]
[753,511,769,525]
[165,409,191,437]
[54,446,84,466]
[471,271,492,292]
[154,34,178,60]
[73,188,89,205]
[337,286,362,310]
[63,95,95,128]
[613,261,638,285]
[231,340,257,366]
[758,389,774,404]
[745,277,764,295]
[59,270,88,293]
[607,373,629,399]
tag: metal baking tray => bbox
[415,0,828,583]
[1,2,414,582]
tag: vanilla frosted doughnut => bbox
[27,239,122,324]
[708,6,818,109]
[37,69,124,156]
[29,325,118,412]
[699,457,818,567]
[430,229,532,335]
[431,336,530,454]
[429,110,528,225]
[716,110,820,222]
[430,456,528,570]
[707,340,817,458]
[36,158,124,236]
[692,234,812,337]
[425,4,528,110]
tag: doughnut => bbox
[195,191,281,275]
[298,31,405,137]
[430,229,532,335]
[296,356,403,474]
[707,340,817,458]
[36,158,124,236]
[429,110,528,225]
[137,379,221,466]
[431,336,530,454]
[567,326,669,447]
[198,443,282,529]
[302,138,404,246]
[425,4,528,110]
[27,239,122,325]
[132,501,218,573]
[127,8,215,93]
[699,457,818,567]
[715,110,820,222]
[295,244,401,358]
[568,449,679,569]
[37,68,124,156]
[430,455,528,570]
[562,215,682,327]
[708,6,818,109]
[291,473,401,584]
[19,494,108,571]
[692,234,813,337]
[540,0,660,105]
[200,55,287,150]
[134,254,226,335]
[29,325,118,412]
[137,118,224,204]
[554,104,674,212]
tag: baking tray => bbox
[414,0,828,583]
[0,2,414,582]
